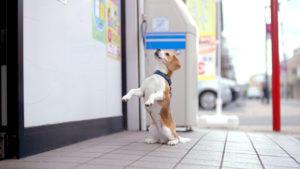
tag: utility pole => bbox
[216,0,222,116]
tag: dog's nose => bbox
[155,49,160,56]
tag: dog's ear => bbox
[168,54,181,71]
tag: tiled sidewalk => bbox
[1,130,300,169]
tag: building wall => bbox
[287,48,300,84]
[23,0,122,127]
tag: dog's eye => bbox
[166,53,169,56]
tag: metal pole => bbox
[216,0,222,116]
[271,0,281,131]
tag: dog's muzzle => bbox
[154,48,161,59]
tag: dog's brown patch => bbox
[158,80,178,139]
[163,51,181,71]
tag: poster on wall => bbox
[106,0,121,60]
[186,0,217,81]
[92,0,107,43]
[92,0,121,61]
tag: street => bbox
[198,99,300,134]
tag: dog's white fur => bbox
[122,49,191,146]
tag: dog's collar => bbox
[154,70,171,86]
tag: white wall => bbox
[24,0,122,127]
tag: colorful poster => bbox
[106,0,121,60]
[186,0,217,81]
[92,0,107,43]
[92,0,121,61]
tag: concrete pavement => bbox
[1,130,300,169]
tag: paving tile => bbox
[226,146,254,152]
[140,155,180,163]
[285,149,300,156]
[180,158,220,167]
[193,147,223,152]
[129,160,175,169]
[0,160,77,169]
[188,149,223,155]
[88,158,134,166]
[78,145,119,153]
[291,155,300,162]
[37,151,103,158]
[121,144,160,151]
[112,149,149,156]
[256,149,288,157]
[175,163,219,169]
[264,165,300,169]
[223,152,260,164]
[100,153,142,160]
[226,142,253,148]
[21,156,92,163]
[225,148,256,155]
[222,161,263,169]
[125,167,152,169]
[185,151,222,161]
[154,147,189,153]
[260,156,300,168]
[72,164,125,169]
[1,130,300,169]
[147,151,185,158]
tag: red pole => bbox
[271,0,281,131]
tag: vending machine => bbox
[143,0,198,129]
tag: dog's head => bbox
[154,49,181,71]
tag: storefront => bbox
[0,0,127,158]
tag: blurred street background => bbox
[199,99,300,134]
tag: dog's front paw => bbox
[167,139,179,146]
[122,95,130,102]
[145,99,154,107]
[145,138,158,144]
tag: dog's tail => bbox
[178,136,191,143]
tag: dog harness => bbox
[154,70,172,96]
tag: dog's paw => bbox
[167,139,179,146]
[145,99,154,107]
[145,138,158,144]
[122,95,130,102]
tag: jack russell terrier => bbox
[122,49,191,146]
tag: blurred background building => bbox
[281,47,300,99]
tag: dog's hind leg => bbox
[122,88,143,102]
[145,124,159,144]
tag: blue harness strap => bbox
[154,70,172,86]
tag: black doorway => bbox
[0,0,23,159]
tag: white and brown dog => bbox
[122,49,191,146]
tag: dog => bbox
[122,49,191,146]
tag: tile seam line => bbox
[69,138,144,169]
[122,143,164,169]
[289,136,300,146]
[246,133,265,169]
[219,131,228,169]
[172,131,210,169]
[266,134,300,166]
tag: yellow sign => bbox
[106,0,121,60]
[186,0,217,81]
[92,0,121,61]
